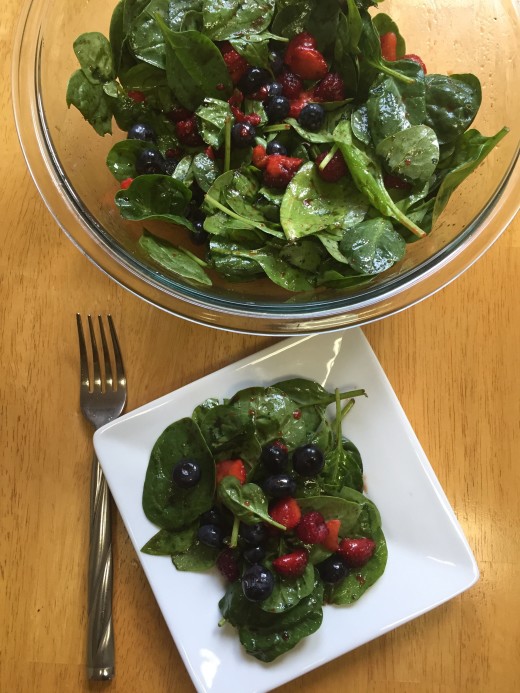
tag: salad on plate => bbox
[67,0,508,292]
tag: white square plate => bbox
[94,328,478,693]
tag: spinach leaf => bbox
[333,120,426,238]
[192,152,221,191]
[425,74,482,145]
[202,0,276,40]
[139,231,212,286]
[66,70,113,136]
[298,495,363,538]
[280,162,369,241]
[119,62,173,110]
[357,9,414,86]
[274,379,364,408]
[219,578,324,662]
[109,1,127,76]
[372,13,406,57]
[432,127,509,223]
[351,105,370,145]
[376,125,439,184]
[73,32,115,84]
[217,476,286,529]
[141,524,197,555]
[172,540,219,571]
[157,19,233,110]
[259,562,316,613]
[305,0,340,53]
[230,31,286,71]
[271,0,311,39]
[142,417,215,530]
[106,139,150,180]
[339,218,406,274]
[279,238,325,273]
[115,175,191,226]
[195,98,232,148]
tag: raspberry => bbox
[272,550,308,578]
[279,70,303,99]
[250,85,269,101]
[269,497,302,529]
[337,537,376,568]
[315,151,348,183]
[252,145,268,169]
[127,90,145,103]
[403,53,427,74]
[216,548,240,582]
[285,46,328,81]
[263,155,304,189]
[165,147,182,159]
[175,116,203,146]
[313,73,346,102]
[295,511,329,544]
[120,177,133,190]
[321,519,341,552]
[288,91,313,118]
[228,89,244,108]
[219,41,249,84]
[216,459,247,485]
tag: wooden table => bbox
[1,7,519,693]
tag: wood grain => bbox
[1,3,519,692]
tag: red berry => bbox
[321,519,341,552]
[288,90,313,118]
[269,497,302,529]
[252,145,268,169]
[216,548,240,582]
[127,90,145,103]
[219,41,249,84]
[284,32,317,65]
[120,177,133,190]
[175,116,203,146]
[383,173,412,190]
[296,511,329,544]
[279,70,303,99]
[168,105,193,122]
[216,459,247,485]
[380,32,397,62]
[228,89,244,108]
[337,537,376,568]
[250,85,269,101]
[263,155,304,189]
[272,550,308,578]
[165,147,182,159]
[313,73,346,102]
[205,146,215,160]
[403,53,427,74]
[315,151,348,183]
[285,46,328,81]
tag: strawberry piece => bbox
[175,116,203,147]
[127,90,145,103]
[315,151,348,183]
[279,70,303,99]
[313,73,346,102]
[288,90,313,118]
[263,155,304,189]
[120,177,133,190]
[284,32,317,64]
[321,519,341,552]
[337,537,376,568]
[252,145,268,169]
[272,550,309,578]
[216,548,240,582]
[216,459,247,485]
[286,46,328,81]
[403,53,427,74]
[296,511,329,544]
[269,497,302,529]
[380,32,397,62]
[219,41,249,84]
[205,146,215,160]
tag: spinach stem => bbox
[318,144,339,171]
[338,388,366,400]
[341,398,355,421]
[224,116,232,173]
[230,515,240,548]
[263,124,292,133]
[204,194,252,225]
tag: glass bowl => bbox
[13,0,519,335]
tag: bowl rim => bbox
[11,0,520,335]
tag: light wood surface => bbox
[1,4,519,693]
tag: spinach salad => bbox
[141,377,387,661]
[67,0,508,292]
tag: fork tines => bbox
[76,314,126,393]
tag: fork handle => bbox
[87,453,115,680]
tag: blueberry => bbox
[265,95,290,123]
[242,564,274,602]
[171,458,201,488]
[298,103,326,132]
[292,444,325,477]
[262,474,297,499]
[268,50,284,75]
[240,522,267,546]
[243,545,266,564]
[266,140,288,156]
[199,507,222,526]
[265,82,283,97]
[197,524,224,549]
[240,67,270,95]
[231,122,256,148]
[316,555,349,583]
[135,148,166,175]
[190,220,208,245]
[127,123,156,141]
[260,441,289,472]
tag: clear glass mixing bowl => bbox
[13,0,519,334]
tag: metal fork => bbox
[76,314,127,681]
